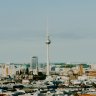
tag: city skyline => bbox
[0,0,96,63]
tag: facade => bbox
[31,56,38,75]
[0,63,31,77]
[2,64,16,77]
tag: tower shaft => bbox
[45,19,51,76]
[46,43,50,75]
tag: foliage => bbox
[25,67,29,75]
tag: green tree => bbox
[25,67,29,75]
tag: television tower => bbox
[45,20,51,76]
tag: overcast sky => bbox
[0,0,96,64]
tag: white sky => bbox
[0,0,96,63]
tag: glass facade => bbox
[31,56,38,70]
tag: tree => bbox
[19,70,22,75]
[25,67,29,75]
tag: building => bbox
[2,64,16,77]
[31,56,38,75]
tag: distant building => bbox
[90,64,96,70]
[2,64,16,77]
[31,56,38,75]
[85,70,96,76]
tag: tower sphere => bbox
[46,39,51,44]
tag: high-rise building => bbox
[31,56,38,75]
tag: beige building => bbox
[2,64,16,77]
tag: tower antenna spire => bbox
[46,17,49,37]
